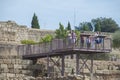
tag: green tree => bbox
[112,30,120,49]
[66,21,71,31]
[92,17,119,32]
[55,23,67,39]
[75,22,91,31]
[31,13,40,29]
[95,22,101,31]
[82,24,90,31]
[76,17,119,32]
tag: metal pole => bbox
[76,53,79,74]
[61,54,65,76]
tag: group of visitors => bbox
[80,32,103,49]
[67,30,103,49]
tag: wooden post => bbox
[47,54,50,77]
[61,54,65,76]
[76,53,80,74]
[90,54,94,80]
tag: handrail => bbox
[19,37,112,56]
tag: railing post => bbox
[103,38,105,50]
[39,43,40,54]
[110,38,112,51]
[50,41,52,52]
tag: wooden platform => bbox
[21,34,112,78]
[21,36,112,59]
[22,47,111,59]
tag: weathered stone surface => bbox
[22,60,33,65]
[8,64,14,69]
[14,64,22,69]
[6,73,15,77]
[1,64,7,69]
[0,21,120,80]
[0,21,54,43]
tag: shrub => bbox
[40,34,53,43]
[112,30,120,49]
[21,40,37,45]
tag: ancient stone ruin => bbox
[0,21,120,80]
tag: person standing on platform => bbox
[80,35,84,48]
[86,36,91,49]
[90,35,95,49]
[94,32,103,49]
[71,30,77,47]
[94,32,99,49]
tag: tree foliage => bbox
[55,23,67,39]
[40,34,53,43]
[66,21,71,31]
[21,40,37,44]
[76,17,119,32]
[31,13,40,29]
[75,22,92,31]
[112,30,120,49]
[92,17,119,32]
[94,22,101,32]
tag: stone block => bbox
[22,60,33,65]
[32,64,42,70]
[3,59,11,64]
[0,56,7,59]
[0,59,4,64]
[1,64,8,69]
[15,59,22,64]
[15,74,25,77]
[10,48,18,56]
[9,68,14,73]
[11,59,16,64]
[0,73,7,77]
[22,70,33,76]
[22,65,29,69]
[6,73,15,77]
[0,76,6,80]
[8,64,14,69]
[14,64,22,69]
[14,69,22,74]
[22,64,33,70]
[3,68,9,73]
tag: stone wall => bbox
[47,58,120,80]
[0,21,120,80]
[0,20,113,44]
[0,21,54,43]
[0,44,35,80]
[0,44,82,80]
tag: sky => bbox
[0,0,120,30]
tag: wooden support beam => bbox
[47,55,50,77]
[76,53,80,75]
[61,54,65,76]
[33,59,37,65]
[90,54,94,80]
